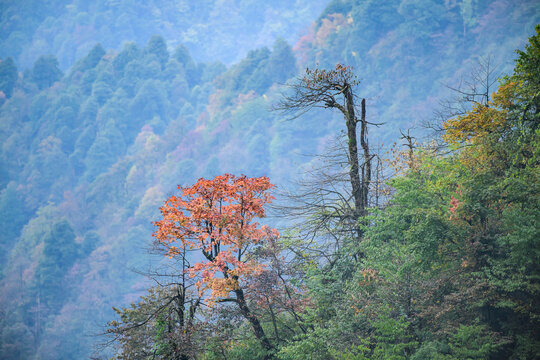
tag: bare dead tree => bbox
[400,129,417,170]
[424,56,500,147]
[447,56,498,107]
[100,245,203,360]
[271,137,351,260]
[373,141,393,209]
[275,65,377,246]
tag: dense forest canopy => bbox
[0,0,538,359]
[0,0,329,69]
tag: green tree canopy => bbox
[31,55,63,90]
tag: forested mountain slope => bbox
[0,0,328,70]
[0,0,538,358]
[298,0,539,142]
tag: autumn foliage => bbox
[153,174,279,301]
[442,81,517,144]
[303,63,359,91]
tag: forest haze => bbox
[0,0,538,359]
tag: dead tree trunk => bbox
[359,98,371,216]
[342,82,363,220]
[275,64,374,244]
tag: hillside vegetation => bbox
[0,0,538,358]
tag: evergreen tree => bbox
[72,43,105,74]
[145,35,169,69]
[31,55,63,90]
[35,220,78,311]
[0,57,17,98]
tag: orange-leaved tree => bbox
[153,173,278,355]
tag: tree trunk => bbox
[343,83,363,220]
[359,98,371,216]
[234,287,274,358]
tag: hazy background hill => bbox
[0,0,538,358]
[0,0,328,69]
